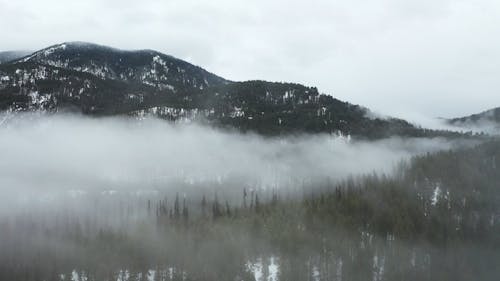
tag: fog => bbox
[0,114,496,281]
[0,113,478,222]
[0,114,467,195]
[449,119,500,135]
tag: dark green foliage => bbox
[1,140,499,280]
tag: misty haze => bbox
[1,1,500,281]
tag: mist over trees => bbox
[0,115,498,281]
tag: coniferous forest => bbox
[0,41,499,281]
[0,130,498,281]
[2,0,500,279]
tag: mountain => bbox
[450,107,500,124]
[448,107,500,133]
[0,42,459,138]
[0,51,33,64]
[18,42,227,89]
[0,42,228,114]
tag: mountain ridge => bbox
[449,107,500,124]
[447,107,500,133]
[16,42,228,90]
[0,42,463,139]
[0,50,33,64]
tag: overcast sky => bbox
[1,0,499,121]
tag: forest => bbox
[0,125,498,281]
[2,1,499,280]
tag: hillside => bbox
[0,42,459,138]
[448,107,500,133]
[0,50,33,64]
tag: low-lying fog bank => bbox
[0,114,497,281]
[0,113,476,210]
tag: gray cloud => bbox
[1,0,499,122]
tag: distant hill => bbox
[0,42,461,139]
[448,107,500,133]
[0,51,33,64]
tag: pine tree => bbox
[255,193,260,213]
[200,194,208,220]
[243,188,248,209]
[174,193,180,221]
[182,198,189,224]
[225,201,231,217]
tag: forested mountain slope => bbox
[0,50,32,64]
[448,107,500,133]
[0,42,463,139]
